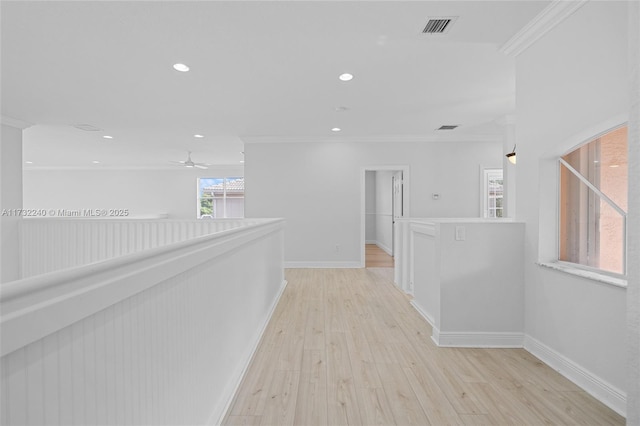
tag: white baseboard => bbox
[434,331,524,348]
[410,300,435,328]
[375,241,393,256]
[284,261,362,269]
[212,279,288,425]
[524,335,626,418]
[410,300,523,348]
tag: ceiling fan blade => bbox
[194,164,208,169]
[169,160,186,164]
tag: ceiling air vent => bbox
[72,124,102,132]
[422,17,457,34]
[437,125,459,130]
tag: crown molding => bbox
[500,0,588,57]
[241,133,501,145]
[1,115,34,130]
[24,164,245,172]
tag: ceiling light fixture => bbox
[339,73,353,81]
[25,161,33,164]
[92,160,100,164]
[194,134,204,138]
[173,63,190,72]
[103,135,113,139]
[331,127,341,132]
[506,145,516,165]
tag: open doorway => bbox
[361,166,409,273]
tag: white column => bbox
[626,0,640,423]
[1,117,31,283]
[498,115,517,218]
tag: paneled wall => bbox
[19,219,265,279]
[1,219,285,425]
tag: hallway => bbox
[365,244,394,268]
[223,269,622,425]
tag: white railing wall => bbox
[1,219,285,426]
[395,218,525,348]
[19,219,266,279]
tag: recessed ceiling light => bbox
[194,134,204,138]
[339,73,353,81]
[25,161,33,164]
[92,160,100,164]
[240,160,245,163]
[173,63,190,72]
[103,135,113,139]
[331,127,341,132]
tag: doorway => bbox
[361,166,409,270]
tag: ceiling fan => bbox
[170,151,208,169]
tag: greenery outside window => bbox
[198,177,244,218]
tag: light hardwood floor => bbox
[223,269,624,426]
[365,244,394,268]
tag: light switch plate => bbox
[455,225,466,241]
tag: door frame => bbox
[360,165,410,268]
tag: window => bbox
[197,177,244,218]
[559,126,627,275]
[482,169,504,218]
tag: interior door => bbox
[391,171,404,256]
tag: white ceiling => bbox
[1,1,549,169]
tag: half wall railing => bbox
[1,218,285,426]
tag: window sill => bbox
[536,262,627,289]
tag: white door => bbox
[391,171,404,255]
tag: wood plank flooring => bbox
[365,244,394,268]
[223,269,624,426]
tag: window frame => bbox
[196,177,245,219]
[552,122,628,279]
[481,168,504,219]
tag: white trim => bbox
[212,279,288,426]
[25,164,245,171]
[500,0,589,57]
[375,241,392,256]
[433,331,524,348]
[360,165,411,268]
[410,300,435,329]
[1,219,284,356]
[242,134,500,145]
[1,115,33,129]
[542,115,628,158]
[284,261,361,269]
[537,262,627,289]
[524,335,627,417]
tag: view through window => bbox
[559,126,627,275]
[483,169,504,218]
[198,177,244,218]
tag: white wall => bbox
[245,140,502,266]
[364,171,376,242]
[516,1,628,414]
[1,123,24,283]
[374,170,393,254]
[22,168,244,220]
[627,1,640,422]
